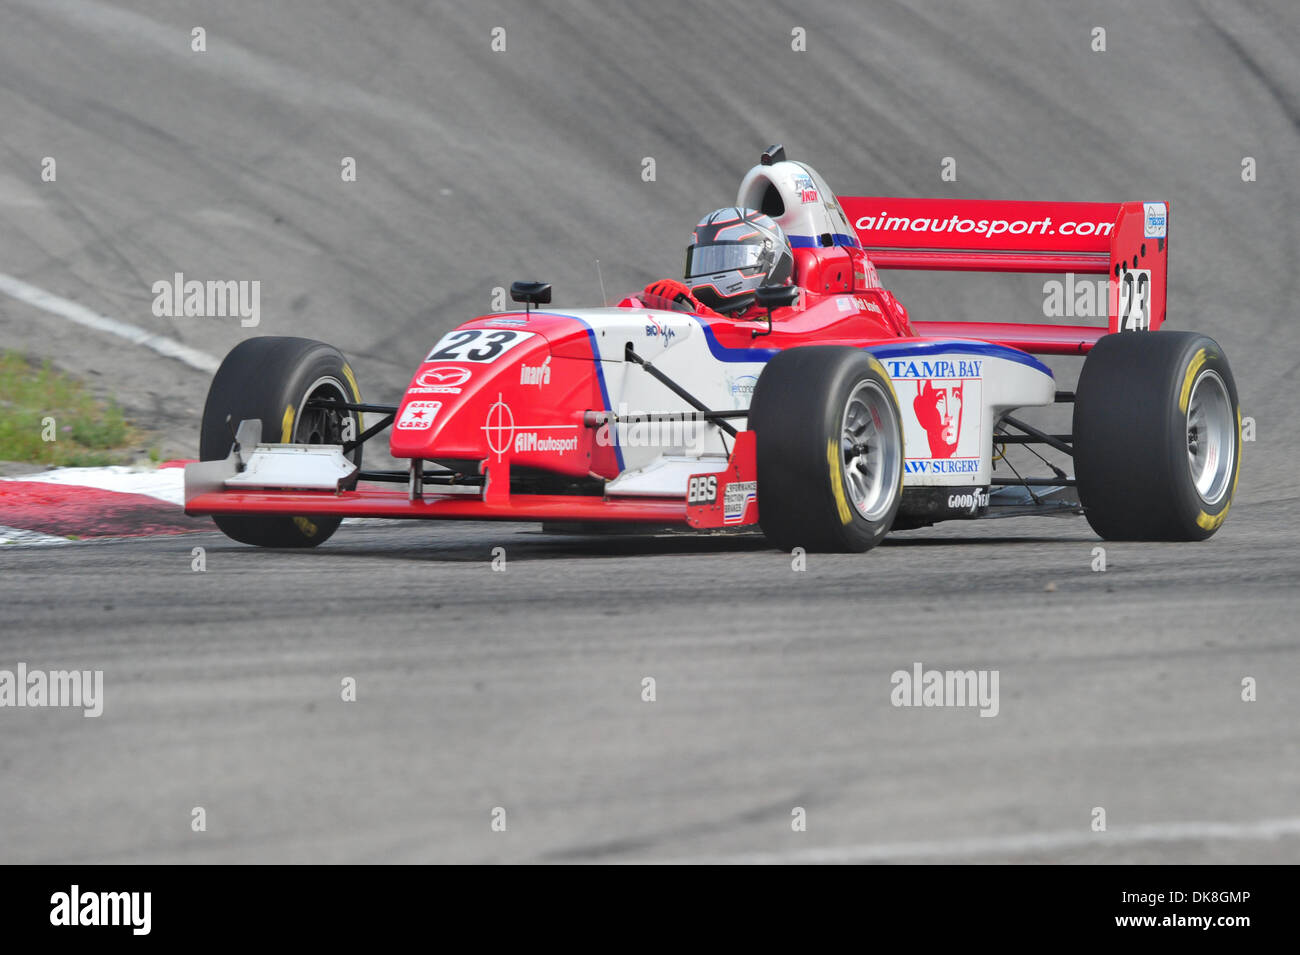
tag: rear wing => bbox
[838,197,1169,354]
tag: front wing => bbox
[185,426,759,530]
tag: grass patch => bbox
[0,351,135,466]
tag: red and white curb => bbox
[0,461,210,543]
[0,526,72,546]
[0,462,395,545]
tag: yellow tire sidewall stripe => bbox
[1178,348,1207,414]
[827,438,853,525]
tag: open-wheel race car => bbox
[185,145,1241,552]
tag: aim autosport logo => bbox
[481,394,580,460]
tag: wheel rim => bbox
[294,376,352,450]
[840,379,901,522]
[1186,369,1234,505]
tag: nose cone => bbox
[387,317,613,477]
[389,330,551,459]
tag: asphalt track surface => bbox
[1,0,1298,863]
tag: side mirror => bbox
[510,281,552,309]
[756,284,798,310]
[751,284,798,339]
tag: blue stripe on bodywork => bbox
[689,316,780,363]
[689,318,1049,376]
[788,232,862,249]
[866,340,1053,377]
[570,316,624,471]
[479,310,625,470]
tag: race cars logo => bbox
[396,400,442,431]
[884,357,982,476]
[411,366,471,394]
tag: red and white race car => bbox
[185,146,1241,552]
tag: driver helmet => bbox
[683,207,794,314]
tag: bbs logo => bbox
[687,475,717,504]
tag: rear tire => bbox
[749,346,904,552]
[199,337,364,547]
[1074,331,1240,541]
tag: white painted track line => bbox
[0,272,220,373]
[656,817,1300,864]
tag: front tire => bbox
[1074,331,1240,541]
[199,336,364,547]
[749,346,904,552]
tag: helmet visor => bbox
[685,242,767,277]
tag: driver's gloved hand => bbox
[643,279,702,313]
